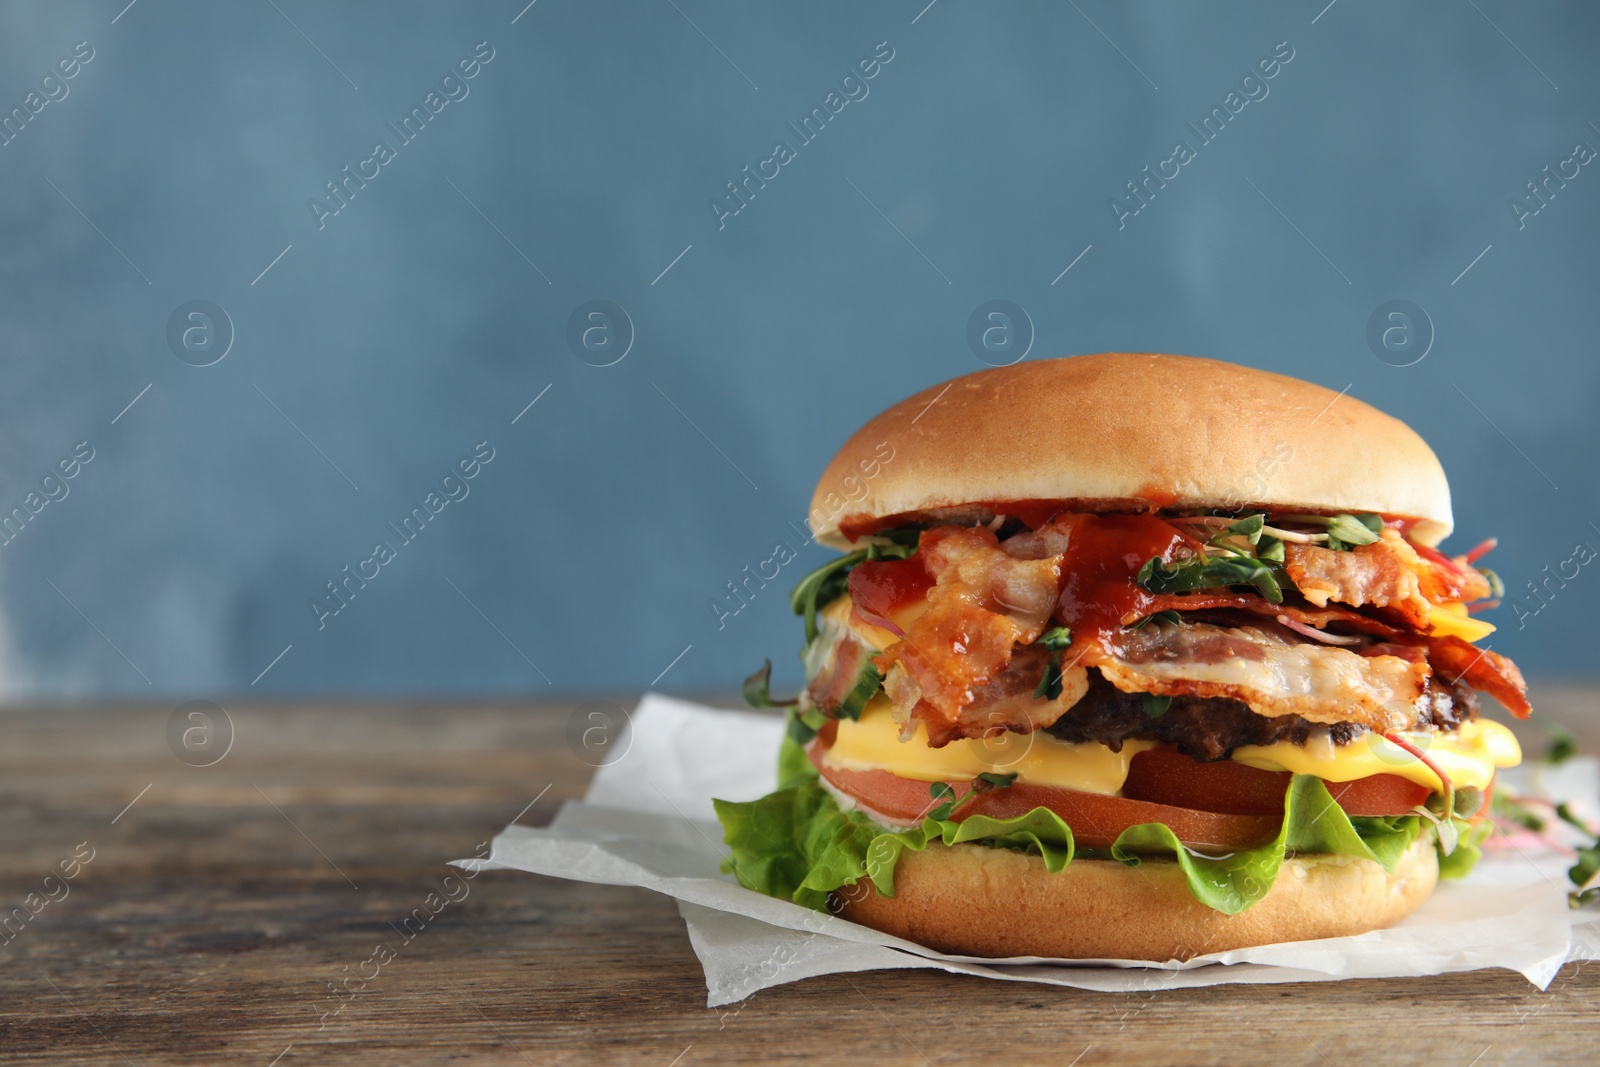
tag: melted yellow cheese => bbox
[825,699,1521,797]
[1427,600,1497,642]
[1232,718,1520,792]
[826,699,1157,796]
[820,594,911,652]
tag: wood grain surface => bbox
[1,693,1598,1066]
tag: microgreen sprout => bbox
[927,773,1019,821]
[743,659,798,710]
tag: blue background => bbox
[0,0,1595,699]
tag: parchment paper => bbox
[456,694,1600,1006]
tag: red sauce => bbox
[1134,483,1180,507]
[848,557,933,618]
[1054,514,1198,644]
[848,513,1197,647]
[837,498,1150,541]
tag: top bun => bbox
[810,354,1452,549]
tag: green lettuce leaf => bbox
[714,772,1439,915]
[714,785,1076,909]
[860,808,1077,895]
[1348,814,1424,871]
[1135,553,1284,604]
[776,711,820,790]
[788,533,918,645]
[1438,817,1490,880]
[712,781,864,910]
[1109,777,1419,913]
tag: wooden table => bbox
[2,693,1598,1066]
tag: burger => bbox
[714,353,1527,960]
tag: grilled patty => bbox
[1044,671,1478,762]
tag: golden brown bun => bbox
[810,354,1452,549]
[836,836,1438,960]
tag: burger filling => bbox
[715,509,1525,915]
[1043,671,1476,762]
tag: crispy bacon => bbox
[877,602,1023,737]
[963,646,1087,732]
[1357,641,1430,664]
[902,645,1090,743]
[1283,529,1433,628]
[840,514,1526,744]
[1412,542,1493,602]
[922,526,1062,634]
[881,652,1088,747]
[1084,622,1431,734]
[1426,634,1531,718]
[999,514,1084,560]
[1270,602,1406,639]
[872,526,1063,745]
[1283,529,1493,629]
[1121,592,1257,621]
[1132,593,1407,639]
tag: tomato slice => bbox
[812,752,1280,852]
[1320,773,1431,817]
[1125,747,1430,817]
[1122,748,1291,816]
[812,740,1438,854]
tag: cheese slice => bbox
[820,594,907,653]
[1232,718,1519,792]
[826,699,1521,797]
[826,698,1157,797]
[1427,600,1497,642]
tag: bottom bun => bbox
[835,837,1438,960]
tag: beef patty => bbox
[1044,671,1478,762]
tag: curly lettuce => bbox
[715,718,1474,915]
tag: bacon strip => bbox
[961,646,1088,736]
[1132,593,1407,639]
[1427,635,1531,718]
[1413,543,1493,603]
[1121,592,1257,621]
[873,526,1063,745]
[1283,529,1434,628]
[847,516,1526,744]
[883,647,1089,747]
[1084,622,1431,734]
[1282,528,1494,625]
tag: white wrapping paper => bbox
[456,694,1600,1006]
